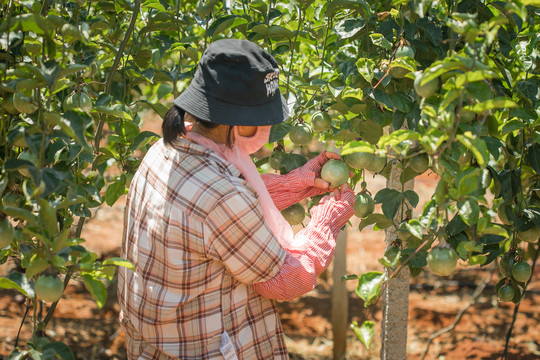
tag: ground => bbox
[1,116,539,359]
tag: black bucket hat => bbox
[173,39,289,126]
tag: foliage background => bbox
[0,0,539,358]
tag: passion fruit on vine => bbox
[289,123,313,146]
[427,245,458,276]
[281,203,305,225]
[354,192,375,218]
[311,111,332,132]
[321,160,349,188]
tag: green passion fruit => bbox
[427,246,458,276]
[497,283,515,302]
[311,111,332,132]
[34,274,64,303]
[354,192,375,218]
[344,152,373,170]
[269,150,285,170]
[281,203,306,225]
[413,74,440,99]
[511,261,532,283]
[395,45,415,58]
[409,153,430,174]
[289,123,313,146]
[517,226,540,243]
[365,155,386,173]
[321,160,349,188]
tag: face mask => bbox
[233,126,271,154]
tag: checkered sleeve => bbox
[206,190,287,285]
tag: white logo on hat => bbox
[264,69,280,97]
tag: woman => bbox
[118,39,356,359]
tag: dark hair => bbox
[162,106,187,145]
[162,105,234,147]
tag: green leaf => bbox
[0,277,27,296]
[455,69,499,88]
[131,131,160,152]
[456,132,489,167]
[102,257,136,271]
[0,206,37,226]
[403,190,419,208]
[405,219,423,239]
[527,143,540,174]
[374,188,403,221]
[355,271,385,306]
[351,320,375,349]
[358,213,394,231]
[335,17,366,39]
[457,199,480,226]
[369,33,392,50]
[468,97,518,112]
[456,167,481,196]
[269,123,292,143]
[81,274,107,309]
[42,342,74,360]
[501,119,526,135]
[355,58,375,83]
[389,92,413,113]
[104,176,127,206]
[279,153,307,174]
[340,140,375,156]
[207,15,248,38]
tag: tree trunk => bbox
[380,163,413,359]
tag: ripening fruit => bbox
[289,123,313,146]
[511,261,532,283]
[409,154,429,174]
[498,284,515,302]
[63,92,92,113]
[427,246,458,276]
[34,274,64,303]
[269,151,285,170]
[395,45,415,58]
[365,155,386,173]
[517,226,540,243]
[344,152,373,170]
[311,111,332,132]
[321,160,349,188]
[0,217,14,248]
[281,203,305,225]
[414,74,440,99]
[354,192,375,218]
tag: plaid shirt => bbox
[118,138,289,359]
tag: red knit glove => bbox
[307,183,356,237]
[262,152,346,210]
